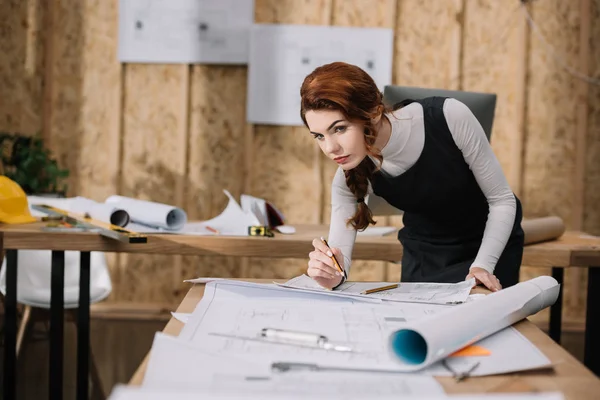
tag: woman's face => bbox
[304,109,367,170]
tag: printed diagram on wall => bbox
[118,0,255,64]
[247,24,394,126]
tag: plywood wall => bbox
[1,0,599,322]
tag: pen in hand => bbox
[320,236,345,277]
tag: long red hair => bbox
[300,61,389,230]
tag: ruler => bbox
[32,204,147,244]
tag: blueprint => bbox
[178,280,552,377]
[247,24,393,125]
[118,0,254,64]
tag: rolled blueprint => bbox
[523,216,565,245]
[105,195,187,230]
[388,276,560,371]
[70,196,130,227]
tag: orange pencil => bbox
[206,226,220,235]
[320,236,344,275]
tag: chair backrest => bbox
[383,85,497,142]
[367,85,498,216]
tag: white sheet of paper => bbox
[240,194,269,226]
[118,0,255,64]
[179,294,449,374]
[142,332,269,387]
[170,312,191,324]
[105,195,187,231]
[183,279,382,305]
[247,24,393,125]
[181,280,381,311]
[387,276,559,372]
[277,274,474,305]
[142,333,445,397]
[178,190,260,236]
[109,386,565,400]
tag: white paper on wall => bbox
[118,0,255,64]
[247,24,394,125]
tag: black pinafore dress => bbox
[370,97,524,287]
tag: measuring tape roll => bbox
[248,225,274,237]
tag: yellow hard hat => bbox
[0,176,37,224]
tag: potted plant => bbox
[0,132,69,197]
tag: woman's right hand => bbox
[307,238,345,289]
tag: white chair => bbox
[0,196,112,399]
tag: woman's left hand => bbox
[466,267,502,292]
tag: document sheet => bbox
[142,332,445,397]
[278,274,475,305]
[118,0,255,64]
[247,24,393,125]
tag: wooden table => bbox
[128,281,600,399]
[1,223,599,400]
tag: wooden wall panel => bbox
[321,0,396,282]
[45,0,85,195]
[75,0,122,202]
[179,65,248,285]
[394,0,463,88]
[117,65,188,303]
[523,1,580,223]
[584,0,600,236]
[0,0,46,134]
[40,0,120,305]
[387,0,464,282]
[462,1,522,193]
[522,0,583,320]
[246,0,333,279]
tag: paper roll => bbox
[71,197,130,227]
[388,276,559,371]
[523,216,565,245]
[105,195,187,230]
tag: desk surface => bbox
[1,223,599,267]
[128,280,600,399]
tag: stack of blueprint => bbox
[107,276,563,399]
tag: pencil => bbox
[320,237,344,275]
[206,226,220,235]
[360,284,399,295]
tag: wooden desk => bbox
[1,222,599,267]
[128,281,600,399]
[1,224,599,400]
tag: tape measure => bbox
[248,225,274,237]
[32,204,147,244]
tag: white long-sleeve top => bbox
[327,98,516,277]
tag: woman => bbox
[301,62,524,292]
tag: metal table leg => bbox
[50,251,65,400]
[77,252,91,400]
[584,268,599,377]
[549,267,564,343]
[2,249,18,400]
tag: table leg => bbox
[549,267,563,343]
[2,249,18,400]
[77,252,91,400]
[584,267,599,377]
[50,251,65,400]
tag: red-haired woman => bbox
[302,62,524,292]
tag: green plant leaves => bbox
[0,132,69,195]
